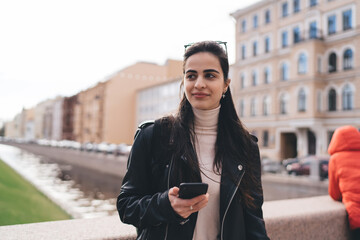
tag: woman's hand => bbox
[168,187,209,219]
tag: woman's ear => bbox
[225,79,231,90]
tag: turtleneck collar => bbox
[192,105,220,132]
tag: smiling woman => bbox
[0,159,71,226]
[117,41,269,240]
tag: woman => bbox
[117,41,269,240]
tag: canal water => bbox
[0,144,120,219]
[0,143,329,219]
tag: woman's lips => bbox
[192,93,209,98]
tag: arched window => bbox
[281,63,289,81]
[264,67,270,84]
[239,99,245,117]
[251,98,256,116]
[342,84,353,110]
[343,49,353,70]
[263,96,271,116]
[329,52,337,73]
[298,53,307,74]
[328,88,337,111]
[252,70,258,86]
[298,88,306,112]
[240,73,245,89]
[280,94,287,114]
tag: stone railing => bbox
[0,195,353,240]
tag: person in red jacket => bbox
[328,125,360,239]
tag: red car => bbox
[286,156,329,179]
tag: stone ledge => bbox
[0,196,352,240]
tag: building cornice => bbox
[230,0,276,19]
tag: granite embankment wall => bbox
[0,195,353,240]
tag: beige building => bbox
[102,60,182,144]
[24,108,35,141]
[73,82,106,143]
[231,0,360,161]
[34,99,56,139]
[136,78,182,125]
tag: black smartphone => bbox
[178,182,208,199]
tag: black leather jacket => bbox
[117,122,269,240]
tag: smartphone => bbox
[178,182,208,199]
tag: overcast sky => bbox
[0,0,260,121]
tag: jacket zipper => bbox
[220,170,245,240]
[164,157,174,240]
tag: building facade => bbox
[231,0,360,161]
[62,95,77,140]
[73,82,106,143]
[136,78,182,125]
[102,59,182,144]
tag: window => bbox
[342,84,353,110]
[282,2,288,17]
[310,21,317,39]
[343,49,353,70]
[252,70,258,86]
[328,88,337,111]
[298,88,306,112]
[239,99,245,117]
[343,10,352,31]
[241,45,246,59]
[281,63,289,81]
[265,10,271,24]
[240,73,245,89]
[298,53,307,74]
[328,131,334,147]
[328,53,337,73]
[242,20,247,33]
[282,31,288,48]
[253,15,258,28]
[263,96,270,116]
[293,26,301,43]
[263,131,269,147]
[310,0,317,7]
[328,15,336,35]
[251,98,256,116]
[264,67,270,84]
[265,37,270,53]
[317,91,322,112]
[280,94,287,114]
[253,41,258,56]
[294,0,300,13]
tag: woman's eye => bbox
[205,73,215,79]
[186,74,196,80]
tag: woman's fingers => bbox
[168,187,209,218]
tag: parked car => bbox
[115,144,132,156]
[106,144,117,154]
[286,155,329,179]
[282,157,299,168]
[96,142,110,153]
[261,158,283,173]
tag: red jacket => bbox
[328,125,360,229]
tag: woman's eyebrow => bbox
[204,69,220,74]
[185,69,197,74]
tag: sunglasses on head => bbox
[184,41,228,56]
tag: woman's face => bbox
[184,52,230,110]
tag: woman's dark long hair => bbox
[163,41,261,208]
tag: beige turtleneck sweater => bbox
[192,106,221,240]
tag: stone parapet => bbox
[0,196,352,240]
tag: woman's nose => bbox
[194,77,206,89]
